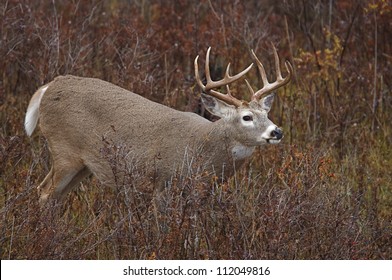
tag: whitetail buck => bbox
[25,45,292,203]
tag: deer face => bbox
[195,44,291,153]
[201,93,283,146]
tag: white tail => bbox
[25,84,49,136]
[25,45,292,204]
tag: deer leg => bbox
[37,167,55,204]
[52,166,91,199]
[38,162,91,204]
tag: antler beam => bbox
[194,47,253,107]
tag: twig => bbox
[207,0,228,51]
[339,4,360,67]
[8,216,15,259]
[372,12,378,132]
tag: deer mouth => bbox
[266,138,282,144]
[261,126,283,144]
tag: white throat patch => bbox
[231,144,255,161]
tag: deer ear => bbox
[201,93,236,118]
[259,93,275,112]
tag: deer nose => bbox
[270,127,283,140]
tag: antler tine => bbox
[194,55,205,91]
[244,79,254,95]
[250,50,269,89]
[205,47,213,85]
[250,43,293,101]
[272,44,283,80]
[194,47,253,107]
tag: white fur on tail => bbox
[25,85,49,136]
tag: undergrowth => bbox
[1,0,391,259]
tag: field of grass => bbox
[1,0,391,259]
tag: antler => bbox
[247,43,293,101]
[194,47,253,107]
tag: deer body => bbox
[25,46,292,203]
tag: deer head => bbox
[194,44,292,146]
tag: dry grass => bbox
[1,0,391,259]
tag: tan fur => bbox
[25,74,284,203]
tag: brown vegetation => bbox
[1,0,391,259]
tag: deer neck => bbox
[231,144,255,161]
[206,120,255,162]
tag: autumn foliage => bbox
[1,0,391,259]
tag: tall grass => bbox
[1,0,391,259]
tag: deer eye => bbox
[242,115,253,121]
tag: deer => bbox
[25,45,292,204]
